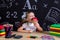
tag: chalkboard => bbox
[45,7,60,23]
[0,0,25,23]
[0,0,60,31]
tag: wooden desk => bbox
[0,32,60,40]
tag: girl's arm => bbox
[17,27,32,33]
[32,18,43,32]
[34,22,43,32]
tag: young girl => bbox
[17,11,43,33]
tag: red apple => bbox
[32,17,38,22]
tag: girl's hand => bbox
[32,17,43,31]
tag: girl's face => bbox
[27,12,35,22]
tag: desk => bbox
[0,32,60,40]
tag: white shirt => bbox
[22,22,36,32]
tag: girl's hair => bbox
[25,11,34,18]
[22,11,34,23]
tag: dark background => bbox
[0,0,60,31]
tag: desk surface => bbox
[0,32,60,40]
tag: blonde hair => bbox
[26,11,34,18]
[22,11,34,23]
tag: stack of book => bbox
[0,25,5,36]
[49,24,60,37]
